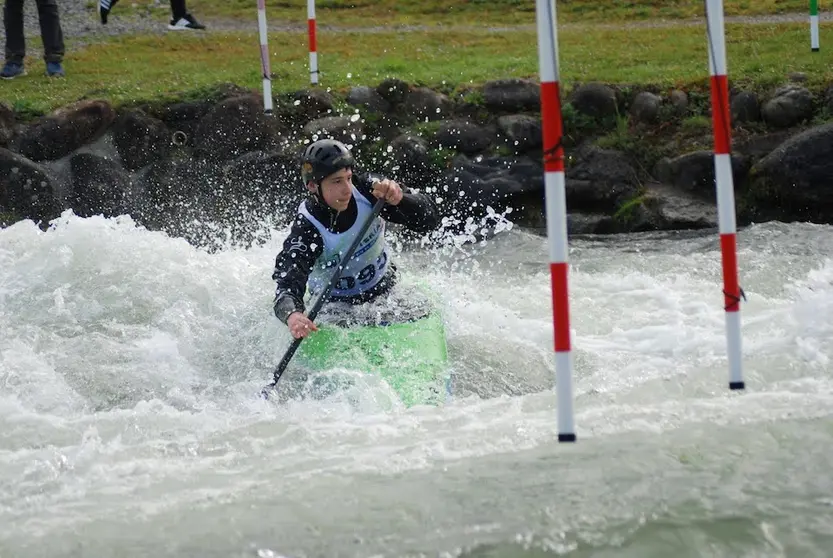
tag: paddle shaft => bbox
[266,197,386,389]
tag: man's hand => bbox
[287,311,319,339]
[371,178,403,206]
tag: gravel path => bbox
[16,1,833,38]
[10,2,831,59]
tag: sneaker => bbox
[99,0,120,24]
[168,13,205,30]
[46,62,65,77]
[0,62,25,79]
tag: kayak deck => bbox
[297,307,450,407]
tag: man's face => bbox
[310,167,353,212]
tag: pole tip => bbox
[558,433,577,443]
[812,47,820,52]
[729,381,745,390]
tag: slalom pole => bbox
[535,0,576,442]
[705,0,745,390]
[811,0,820,52]
[308,0,319,85]
[256,0,273,113]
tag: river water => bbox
[2,211,832,557]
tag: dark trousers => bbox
[170,0,187,20]
[3,0,65,64]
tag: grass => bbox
[4,20,832,116]
[117,0,818,26]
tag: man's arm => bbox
[272,214,324,324]
[354,172,440,234]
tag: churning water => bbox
[2,211,832,557]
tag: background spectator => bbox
[99,0,205,30]
[1,0,65,79]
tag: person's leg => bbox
[3,0,26,65]
[170,0,186,20]
[98,0,119,24]
[34,0,65,64]
[168,0,204,30]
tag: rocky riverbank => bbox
[2,75,833,248]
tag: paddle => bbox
[261,196,386,398]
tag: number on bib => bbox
[357,264,376,285]
[335,276,356,291]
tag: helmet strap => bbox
[313,181,325,204]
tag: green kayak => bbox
[296,285,450,407]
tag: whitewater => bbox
[2,211,832,557]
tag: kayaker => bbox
[272,138,440,340]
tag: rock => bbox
[761,85,814,129]
[630,91,662,124]
[291,88,336,120]
[567,213,610,235]
[14,100,116,162]
[192,94,282,162]
[824,84,833,113]
[346,86,391,113]
[4,78,833,241]
[497,114,543,153]
[569,83,618,120]
[0,147,58,223]
[731,91,761,124]
[156,100,213,145]
[733,131,792,161]
[441,167,516,220]
[481,78,540,112]
[451,155,543,196]
[69,152,132,218]
[670,90,689,115]
[747,123,833,220]
[565,146,641,211]
[111,109,173,170]
[376,78,410,106]
[404,87,453,121]
[653,151,750,200]
[219,149,301,222]
[0,102,15,147]
[434,120,493,155]
[643,182,717,229]
[363,113,404,143]
[386,134,434,185]
[303,116,364,145]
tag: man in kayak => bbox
[272,138,440,340]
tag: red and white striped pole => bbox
[307,0,319,85]
[706,0,745,390]
[535,0,575,442]
[257,0,273,113]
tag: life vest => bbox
[299,186,390,298]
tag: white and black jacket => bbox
[272,172,439,323]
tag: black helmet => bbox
[300,139,355,185]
